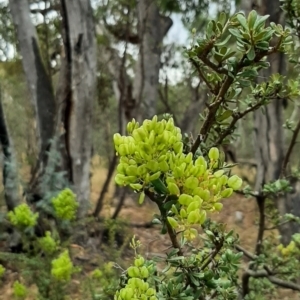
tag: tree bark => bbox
[133,0,173,121]
[9,0,56,184]
[253,0,300,244]
[63,0,97,219]
[0,86,19,211]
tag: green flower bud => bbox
[130,183,143,191]
[168,135,177,145]
[221,188,233,198]
[187,210,199,224]
[179,208,186,218]
[146,288,156,296]
[127,266,140,278]
[173,142,183,154]
[187,201,201,214]
[113,133,123,146]
[213,202,223,211]
[171,204,179,215]
[126,165,138,176]
[138,191,145,205]
[199,210,207,224]
[193,188,210,201]
[228,175,243,190]
[173,166,184,178]
[118,144,129,156]
[220,174,229,185]
[168,182,180,195]
[149,171,161,181]
[137,165,147,176]
[147,130,155,146]
[214,170,224,178]
[146,160,159,172]
[184,176,199,190]
[140,266,149,278]
[127,122,134,134]
[159,161,169,172]
[134,256,145,267]
[195,156,207,168]
[132,129,142,142]
[178,194,193,206]
[167,217,179,229]
[208,147,220,161]
[185,152,193,164]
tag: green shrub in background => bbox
[2,189,80,300]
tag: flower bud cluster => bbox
[38,231,58,255]
[115,255,157,300]
[114,116,242,239]
[0,264,5,278]
[114,116,183,189]
[13,281,27,298]
[278,241,297,257]
[7,203,39,229]
[51,250,74,282]
[51,188,79,221]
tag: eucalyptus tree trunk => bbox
[9,0,56,175]
[0,86,19,211]
[62,0,97,219]
[133,0,172,121]
[252,0,300,244]
[9,0,97,219]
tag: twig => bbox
[200,240,223,271]
[281,118,300,177]
[214,100,270,146]
[244,268,300,291]
[144,190,183,256]
[166,219,183,256]
[255,195,265,255]
[93,154,117,216]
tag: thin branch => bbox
[200,240,223,271]
[190,60,216,94]
[199,56,228,75]
[166,218,183,256]
[235,245,256,260]
[190,40,283,155]
[214,99,270,146]
[93,154,117,216]
[244,268,300,291]
[255,195,266,255]
[281,118,300,177]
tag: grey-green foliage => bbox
[36,137,71,217]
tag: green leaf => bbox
[247,46,255,60]
[228,28,243,39]
[206,20,216,39]
[239,69,258,78]
[214,34,232,47]
[253,14,270,31]
[236,13,248,31]
[216,110,233,122]
[221,50,236,61]
[218,11,227,27]
[247,10,258,29]
[151,178,168,194]
[255,41,269,50]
